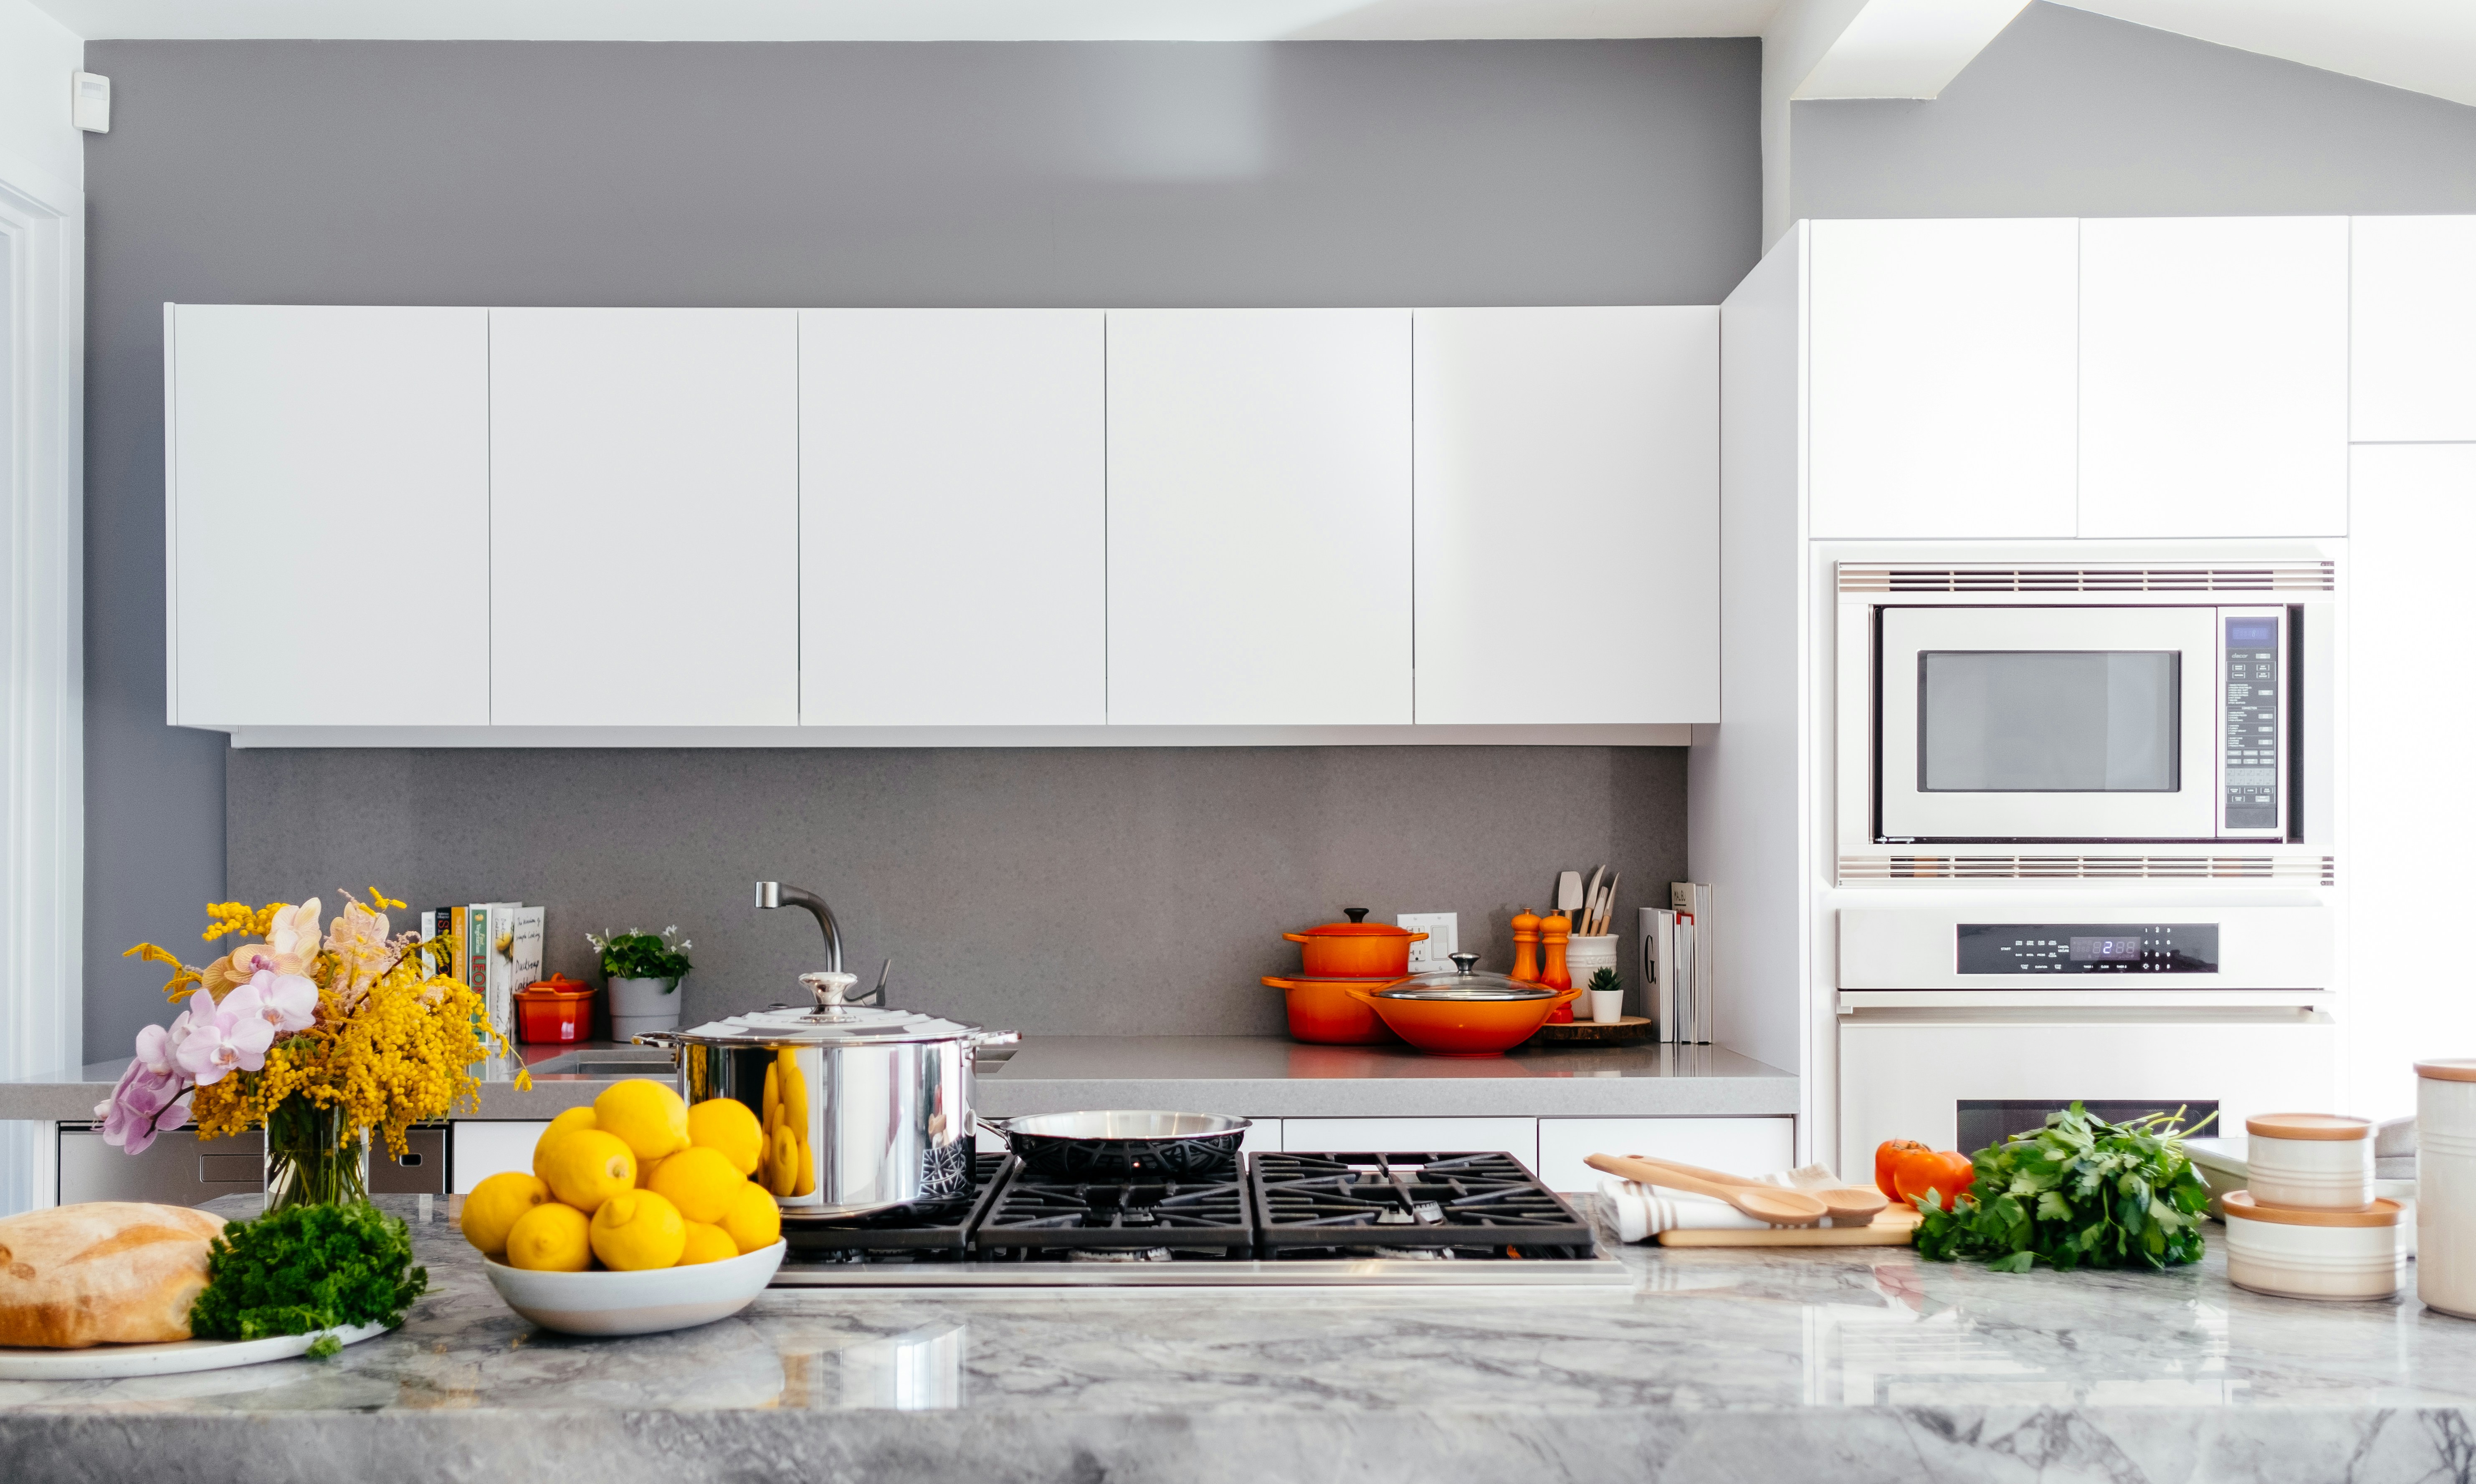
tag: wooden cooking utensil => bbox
[1614,1153,1888,1224]
[1585,1153,1829,1226]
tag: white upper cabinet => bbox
[1807,218,2079,539]
[1105,309,1414,726]
[2352,216,2476,443]
[1413,307,1717,723]
[799,310,1105,726]
[2077,217,2350,538]
[168,304,490,727]
[489,309,799,726]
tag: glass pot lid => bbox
[1378,953,1561,1001]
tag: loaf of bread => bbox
[0,1202,227,1348]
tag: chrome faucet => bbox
[756,881,843,974]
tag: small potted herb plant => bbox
[589,926,693,1040]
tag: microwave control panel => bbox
[2221,610,2285,835]
[1955,923,2220,974]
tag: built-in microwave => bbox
[1871,602,2299,845]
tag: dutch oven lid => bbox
[1379,952,1560,1002]
[1291,907,1420,940]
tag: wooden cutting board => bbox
[1655,1204,1922,1247]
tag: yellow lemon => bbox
[532,1105,598,1177]
[504,1200,592,1271]
[720,1180,782,1254]
[765,1124,800,1197]
[594,1079,691,1164]
[649,1145,745,1225]
[790,1139,816,1198]
[776,1052,810,1128]
[677,1221,739,1266]
[538,1127,637,1213]
[460,1170,550,1257]
[687,1097,765,1177]
[590,1189,687,1271]
[636,1154,665,1190]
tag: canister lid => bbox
[2245,1113,2375,1141]
[2418,1059,2476,1083]
[2221,1191,2399,1227]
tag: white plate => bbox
[0,1320,390,1381]
[483,1240,786,1336]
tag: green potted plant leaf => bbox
[589,927,693,1041]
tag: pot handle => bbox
[1546,985,1585,1007]
[1281,932,1313,945]
[629,1031,683,1048]
[968,1029,1021,1051]
[1339,984,1387,1006]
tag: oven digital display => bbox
[1955,923,2220,975]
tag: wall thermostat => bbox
[73,72,109,134]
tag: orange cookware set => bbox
[1263,909,1580,1056]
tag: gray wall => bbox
[83,40,1757,1057]
[1792,3,2476,221]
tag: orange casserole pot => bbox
[1284,908,1428,979]
[1342,979,1582,1058]
[1261,975,1403,1046]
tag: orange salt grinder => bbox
[1509,908,1542,983]
[1540,911,1575,1022]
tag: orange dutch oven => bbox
[1284,907,1428,979]
[1260,974,1403,1045]
[1342,954,1580,1057]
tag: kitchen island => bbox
[3,1195,2471,1483]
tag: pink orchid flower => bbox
[246,969,319,1035]
[174,984,274,1085]
[99,1018,196,1155]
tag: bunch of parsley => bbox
[189,1201,428,1350]
[1914,1102,2216,1273]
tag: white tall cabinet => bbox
[166,304,491,726]
[1412,306,1718,723]
[1105,309,1415,726]
[488,309,800,726]
[799,310,1106,726]
[2353,216,2476,443]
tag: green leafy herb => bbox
[1914,1102,2217,1274]
[587,926,692,982]
[188,1201,428,1345]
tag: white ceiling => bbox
[2053,1,2476,109]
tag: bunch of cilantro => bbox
[1914,1102,2216,1273]
[189,1201,428,1351]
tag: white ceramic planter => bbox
[607,974,684,1041]
[2245,1113,2375,1210]
[2419,1059,2476,1318]
[2222,1191,2404,1301]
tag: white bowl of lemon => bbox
[463,1080,788,1337]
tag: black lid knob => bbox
[1343,907,1369,924]
[1449,952,1480,975]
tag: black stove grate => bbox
[970,1164,1255,1259]
[780,1151,1012,1261]
[1251,1151,1598,1259]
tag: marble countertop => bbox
[0,1036,1795,1124]
[4,1194,2475,1483]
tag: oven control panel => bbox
[2221,611,2284,834]
[1955,923,2220,975]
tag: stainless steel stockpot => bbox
[639,972,1017,1220]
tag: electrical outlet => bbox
[1396,913,1458,971]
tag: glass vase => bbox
[262,1096,370,1211]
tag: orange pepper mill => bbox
[1540,911,1575,1021]
[1509,908,1542,983]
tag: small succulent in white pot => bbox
[589,926,693,1039]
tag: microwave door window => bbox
[1918,651,2180,793]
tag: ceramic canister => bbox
[2419,1060,2476,1318]
[2244,1113,2375,1210]
[2221,1191,2405,1301]
[1565,935,1620,995]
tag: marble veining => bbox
[7,1197,2476,1481]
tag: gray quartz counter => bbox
[5,1194,2476,1483]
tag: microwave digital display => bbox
[1956,923,2220,974]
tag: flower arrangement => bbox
[111,891,528,1207]
[588,926,693,985]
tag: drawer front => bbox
[371,1126,448,1195]
[1279,1117,1537,1173]
[1536,1117,1796,1192]
[57,1126,263,1205]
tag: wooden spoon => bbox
[1586,1153,1829,1227]
[1611,1153,1889,1224]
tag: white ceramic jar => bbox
[2418,1059,2476,1318]
[2222,1191,2405,1300]
[2244,1113,2375,1209]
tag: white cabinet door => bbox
[1535,1117,1795,1192]
[1413,307,1717,723]
[2352,216,2476,443]
[2079,217,2350,538]
[168,305,489,726]
[490,309,799,725]
[1106,309,1413,725]
[450,1121,550,1193]
[1807,219,2079,540]
[1280,1117,1537,1172]
[2348,445,2476,1120]
[800,310,1106,726]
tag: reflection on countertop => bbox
[3,1195,2472,1484]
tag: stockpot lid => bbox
[1379,952,1560,1002]
[650,971,1015,1048]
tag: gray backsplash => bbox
[226,745,1684,1037]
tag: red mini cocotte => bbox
[515,974,596,1043]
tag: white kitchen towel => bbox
[1598,1162,1862,1244]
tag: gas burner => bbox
[1251,1152,1597,1259]
[974,1167,1254,1259]
[780,1152,1010,1261]
[1066,1247,1174,1263]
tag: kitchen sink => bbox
[527,1048,679,1076]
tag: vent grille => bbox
[1838,563,2334,595]
[1840,854,2334,884]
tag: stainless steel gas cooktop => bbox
[768,1150,1632,1289]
